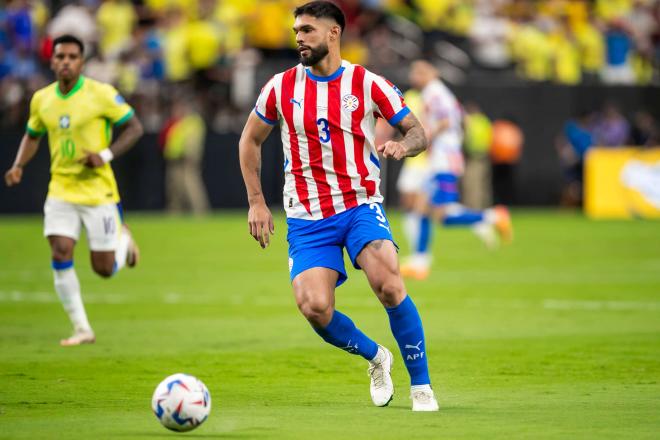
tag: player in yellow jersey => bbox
[4,35,144,346]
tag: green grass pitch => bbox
[0,210,659,439]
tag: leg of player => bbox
[400,193,433,280]
[90,225,139,277]
[436,204,513,248]
[115,204,139,270]
[48,236,95,346]
[86,203,139,278]
[400,192,420,255]
[432,172,512,247]
[358,240,439,412]
[292,267,393,406]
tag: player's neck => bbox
[308,52,342,78]
[57,75,81,95]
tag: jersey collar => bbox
[305,65,345,82]
[56,75,85,99]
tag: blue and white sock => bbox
[314,310,379,361]
[386,295,430,385]
[442,204,485,226]
[402,211,420,253]
[52,260,92,333]
[416,216,432,254]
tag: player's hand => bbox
[248,202,275,249]
[4,166,23,186]
[79,150,105,168]
[376,141,407,160]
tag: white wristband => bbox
[99,148,114,163]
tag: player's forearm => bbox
[398,113,428,157]
[239,138,266,206]
[108,117,144,159]
[13,135,41,168]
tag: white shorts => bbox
[397,162,430,194]
[44,197,122,251]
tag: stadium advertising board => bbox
[585,148,660,219]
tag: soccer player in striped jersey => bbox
[239,1,438,411]
[4,35,143,346]
[399,61,513,280]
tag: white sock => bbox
[370,346,386,365]
[411,384,433,393]
[472,221,497,249]
[403,212,421,254]
[54,267,92,333]
[114,229,130,272]
[483,208,497,224]
[411,252,431,268]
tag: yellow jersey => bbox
[26,75,134,206]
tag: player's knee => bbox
[92,263,115,279]
[51,243,73,262]
[296,296,333,326]
[373,277,406,308]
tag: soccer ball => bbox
[151,373,211,432]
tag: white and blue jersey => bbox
[422,79,463,175]
[421,79,464,206]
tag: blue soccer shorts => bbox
[429,173,460,206]
[286,202,396,287]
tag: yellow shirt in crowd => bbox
[96,0,137,56]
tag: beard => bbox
[299,43,329,66]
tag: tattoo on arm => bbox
[396,113,427,157]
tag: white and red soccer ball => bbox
[152,373,211,432]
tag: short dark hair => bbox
[294,1,345,34]
[52,34,84,55]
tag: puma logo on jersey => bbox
[290,98,303,109]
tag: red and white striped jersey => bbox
[254,60,410,220]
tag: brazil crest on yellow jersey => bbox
[26,75,134,205]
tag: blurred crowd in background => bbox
[0,0,659,213]
[1,0,659,133]
[556,102,659,206]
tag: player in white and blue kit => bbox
[399,61,513,280]
[239,2,438,411]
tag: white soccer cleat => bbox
[368,345,394,407]
[411,385,439,412]
[60,330,96,347]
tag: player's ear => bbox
[329,24,341,42]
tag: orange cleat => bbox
[493,205,513,244]
[400,263,430,281]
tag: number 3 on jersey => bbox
[317,118,330,143]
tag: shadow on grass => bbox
[114,433,255,439]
